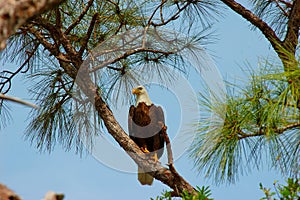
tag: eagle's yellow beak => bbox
[132,88,139,95]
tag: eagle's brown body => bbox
[128,102,165,159]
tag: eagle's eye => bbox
[138,87,143,90]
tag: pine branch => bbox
[237,122,300,139]
[24,13,197,196]
[221,0,300,107]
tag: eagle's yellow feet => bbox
[140,147,159,163]
[141,147,150,153]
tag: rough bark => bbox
[0,0,65,50]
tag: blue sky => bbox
[0,3,287,200]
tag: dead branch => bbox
[0,93,38,109]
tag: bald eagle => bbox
[128,86,166,185]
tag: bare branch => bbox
[107,66,126,74]
[0,183,64,200]
[0,93,38,109]
[277,122,300,133]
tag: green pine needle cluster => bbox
[190,58,300,184]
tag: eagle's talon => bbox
[141,147,150,153]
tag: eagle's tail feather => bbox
[138,167,153,185]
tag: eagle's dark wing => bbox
[150,105,165,159]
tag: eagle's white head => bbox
[132,85,153,107]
